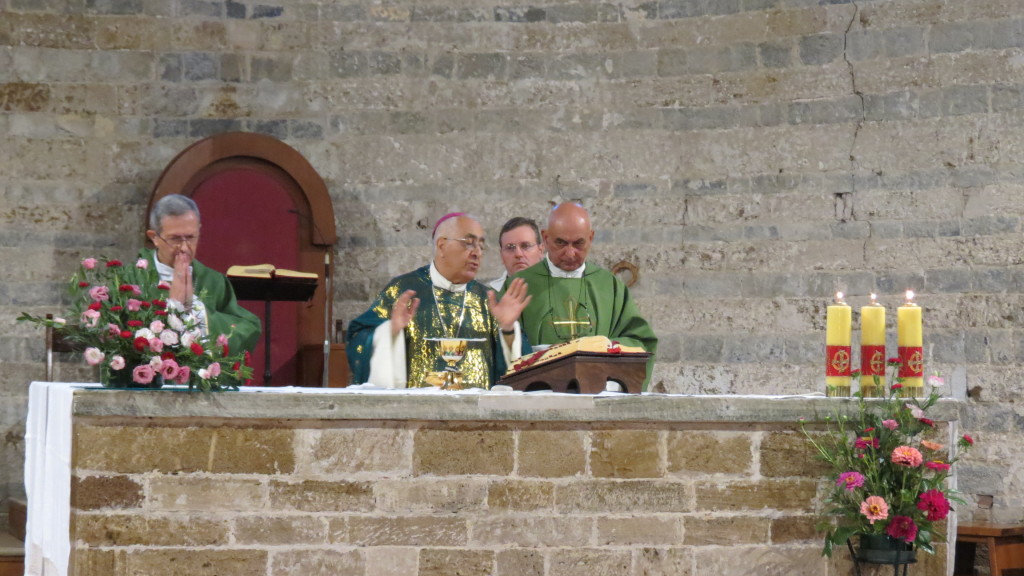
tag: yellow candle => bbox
[826,292,852,396]
[897,290,923,395]
[859,294,886,396]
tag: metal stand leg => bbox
[264,299,272,385]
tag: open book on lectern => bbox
[227,264,318,280]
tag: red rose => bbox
[232,362,241,371]
[892,383,903,389]
[88,302,102,311]
[119,284,134,292]
[190,342,205,356]
[222,345,229,357]
[126,320,143,328]
[106,260,123,267]
[157,283,170,291]
[152,299,167,308]
[920,418,935,427]
[133,337,149,352]
[120,330,133,339]
[78,281,90,288]
[161,351,176,361]
[963,434,974,446]
[154,310,167,316]
[140,301,152,308]
[109,305,123,312]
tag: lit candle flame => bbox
[905,290,915,304]
[870,292,877,305]
[835,291,845,304]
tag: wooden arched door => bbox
[147,132,338,386]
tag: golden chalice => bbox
[438,338,468,390]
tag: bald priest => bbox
[347,213,533,389]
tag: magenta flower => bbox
[836,471,865,492]
[917,489,950,521]
[81,258,98,269]
[886,515,919,542]
[925,461,951,472]
[127,298,143,312]
[860,496,889,524]
[159,359,180,380]
[175,366,191,385]
[891,446,923,467]
[881,419,899,430]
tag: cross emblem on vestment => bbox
[551,297,593,341]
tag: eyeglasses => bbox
[501,242,538,254]
[443,237,486,252]
[155,233,198,247]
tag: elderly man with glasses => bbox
[347,213,532,389]
[144,194,261,355]
[486,216,546,291]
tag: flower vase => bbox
[100,364,163,389]
[857,534,916,565]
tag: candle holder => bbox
[825,292,852,397]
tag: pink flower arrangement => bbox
[19,256,253,392]
[801,371,974,557]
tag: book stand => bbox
[499,352,650,394]
[229,275,317,385]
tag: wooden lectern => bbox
[229,275,317,385]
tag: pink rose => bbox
[81,309,101,328]
[159,330,179,346]
[84,347,105,366]
[150,320,165,334]
[132,364,156,385]
[208,362,221,378]
[109,355,125,370]
[136,258,149,269]
[217,334,229,348]
[148,338,164,353]
[175,366,191,384]
[88,285,110,302]
[81,258,98,269]
[159,359,180,380]
[127,299,143,312]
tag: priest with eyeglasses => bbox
[513,202,658,389]
[347,213,532,389]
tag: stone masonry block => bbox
[364,546,418,576]
[590,429,661,478]
[694,478,818,512]
[270,549,365,576]
[798,33,844,66]
[120,548,268,576]
[75,513,230,546]
[472,516,591,547]
[209,427,295,474]
[71,474,143,510]
[69,548,120,576]
[148,475,264,511]
[375,478,488,514]
[760,431,829,478]
[684,516,770,545]
[487,479,555,511]
[883,26,926,58]
[929,21,975,54]
[694,545,826,576]
[518,429,586,477]
[495,548,544,576]
[74,425,215,473]
[556,480,693,513]
[413,428,514,476]
[771,515,819,544]
[667,431,753,475]
[596,516,681,545]
[635,547,694,576]
[234,515,328,545]
[347,516,467,547]
[270,479,374,513]
[547,548,631,576]
[296,427,411,476]
[419,549,494,576]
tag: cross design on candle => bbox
[868,349,885,374]
[830,348,851,373]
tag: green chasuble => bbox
[514,260,658,389]
[347,265,531,389]
[142,249,262,355]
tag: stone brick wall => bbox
[66,408,944,575]
[2,0,1023,539]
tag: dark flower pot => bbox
[858,533,916,564]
